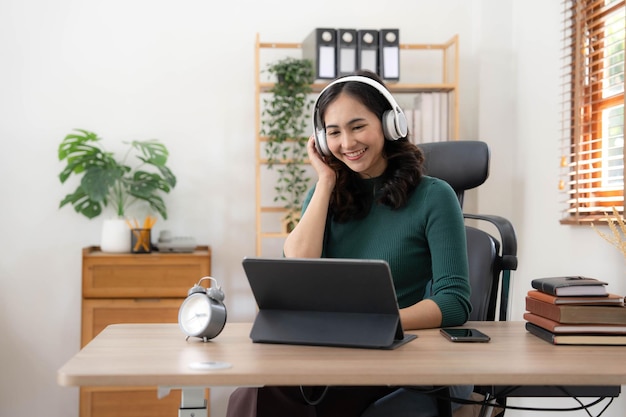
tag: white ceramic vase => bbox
[100,218,131,253]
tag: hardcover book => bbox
[525,322,626,345]
[527,290,624,306]
[531,276,608,296]
[523,312,626,334]
[525,297,626,325]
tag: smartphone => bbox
[440,328,490,342]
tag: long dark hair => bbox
[316,70,425,222]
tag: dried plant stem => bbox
[592,206,626,261]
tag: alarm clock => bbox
[178,276,227,342]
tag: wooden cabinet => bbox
[80,246,212,417]
[254,32,460,256]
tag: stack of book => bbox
[524,276,626,345]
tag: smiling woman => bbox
[231,70,472,417]
[322,93,388,178]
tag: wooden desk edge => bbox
[57,322,626,388]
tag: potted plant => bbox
[58,128,177,251]
[261,57,315,232]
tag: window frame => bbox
[560,0,625,225]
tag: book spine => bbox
[523,312,558,332]
[527,290,558,304]
[525,297,562,322]
[526,297,626,324]
[420,93,434,142]
[531,280,557,295]
[525,322,555,344]
[527,290,624,306]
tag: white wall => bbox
[0,1,624,417]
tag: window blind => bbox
[560,0,625,224]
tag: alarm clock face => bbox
[178,293,212,337]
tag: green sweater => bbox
[303,175,472,327]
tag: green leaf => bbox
[59,187,104,219]
[57,129,177,220]
[132,140,169,166]
[260,58,314,228]
[81,166,122,202]
[143,194,168,219]
[58,129,100,160]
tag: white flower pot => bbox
[100,218,131,253]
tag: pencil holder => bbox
[131,228,152,253]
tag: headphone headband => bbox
[316,75,404,115]
[312,75,408,156]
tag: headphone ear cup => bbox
[313,106,331,156]
[382,110,400,140]
[314,128,331,156]
[396,110,408,138]
[382,109,408,141]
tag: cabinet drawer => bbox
[82,246,211,298]
[80,246,212,417]
[81,298,183,347]
[80,387,190,417]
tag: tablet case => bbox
[242,257,417,349]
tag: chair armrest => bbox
[464,213,518,271]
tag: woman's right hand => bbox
[283,135,335,258]
[307,134,336,188]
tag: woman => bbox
[227,70,472,417]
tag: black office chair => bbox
[420,140,518,323]
[420,140,516,417]
[420,140,620,417]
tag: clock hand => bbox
[186,312,208,323]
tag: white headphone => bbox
[312,75,408,156]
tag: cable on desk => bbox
[299,385,329,406]
[416,386,615,417]
[554,386,615,417]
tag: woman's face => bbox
[324,92,387,178]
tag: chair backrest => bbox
[419,140,517,322]
[419,140,490,207]
[465,226,500,321]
